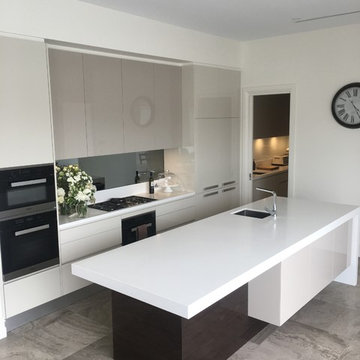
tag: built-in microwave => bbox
[0,164,56,217]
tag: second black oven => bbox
[0,209,59,282]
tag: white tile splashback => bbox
[253,136,289,163]
[93,182,148,203]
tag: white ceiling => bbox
[80,0,360,41]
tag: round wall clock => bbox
[331,83,360,128]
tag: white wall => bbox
[242,24,360,206]
[0,0,242,68]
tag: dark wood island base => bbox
[112,285,267,360]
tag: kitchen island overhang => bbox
[72,197,359,359]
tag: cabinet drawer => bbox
[157,206,195,233]
[60,216,121,244]
[61,263,91,295]
[4,267,61,318]
[61,227,121,264]
[156,197,195,216]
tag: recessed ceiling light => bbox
[292,10,360,23]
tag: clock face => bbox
[331,83,360,128]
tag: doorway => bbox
[240,85,295,205]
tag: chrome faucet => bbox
[256,187,277,217]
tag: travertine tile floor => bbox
[0,265,359,359]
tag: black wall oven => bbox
[0,164,59,282]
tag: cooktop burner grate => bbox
[89,195,157,212]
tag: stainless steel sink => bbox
[233,209,271,219]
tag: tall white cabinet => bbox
[182,64,241,220]
[0,35,53,168]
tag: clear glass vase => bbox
[75,202,88,218]
[60,203,75,216]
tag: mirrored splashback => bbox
[57,150,164,191]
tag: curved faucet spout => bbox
[256,187,277,217]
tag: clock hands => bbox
[350,100,360,119]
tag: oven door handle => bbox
[130,223,152,233]
[15,224,50,237]
[11,178,47,187]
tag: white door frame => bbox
[239,84,296,205]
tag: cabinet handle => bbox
[203,191,219,198]
[222,187,236,193]
[203,185,219,191]
[222,181,236,187]
[15,224,50,236]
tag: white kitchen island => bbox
[72,197,359,360]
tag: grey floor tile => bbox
[64,335,113,360]
[230,320,348,360]
[315,281,360,311]
[292,298,360,341]
[67,289,112,328]
[0,333,54,360]
[2,309,110,360]
[339,339,360,360]
[249,324,278,345]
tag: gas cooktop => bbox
[89,195,157,212]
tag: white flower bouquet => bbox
[56,164,96,217]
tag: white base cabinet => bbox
[60,216,122,264]
[156,197,195,232]
[4,267,61,318]
[59,216,122,294]
[61,263,91,296]
[249,221,350,326]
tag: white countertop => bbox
[59,190,195,230]
[72,197,359,319]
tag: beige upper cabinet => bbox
[50,52,182,158]
[122,59,181,152]
[83,54,124,156]
[48,49,87,160]
[193,65,240,119]
[0,35,53,168]
[122,59,156,152]
[154,64,181,149]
